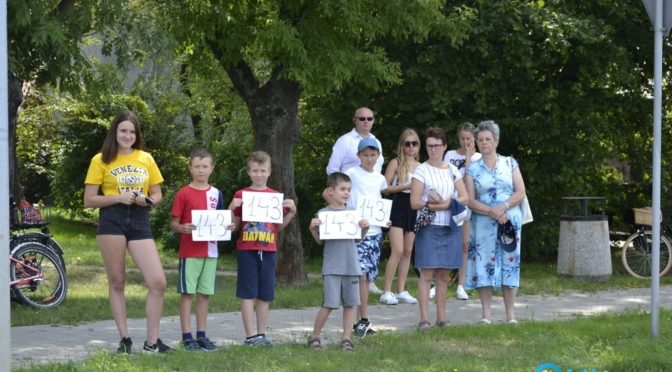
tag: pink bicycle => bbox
[10,241,67,308]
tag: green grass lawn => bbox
[15,310,672,372]
[12,213,672,371]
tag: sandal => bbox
[435,320,449,328]
[417,320,431,332]
[307,336,322,350]
[340,339,354,351]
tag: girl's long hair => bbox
[101,111,144,164]
[395,128,420,185]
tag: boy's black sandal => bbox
[340,339,354,351]
[307,336,322,350]
[417,320,431,332]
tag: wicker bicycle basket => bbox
[633,207,653,226]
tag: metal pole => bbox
[0,0,11,369]
[651,0,663,338]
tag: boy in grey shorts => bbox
[307,172,369,351]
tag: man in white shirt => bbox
[326,107,384,175]
[325,107,385,296]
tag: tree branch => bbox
[225,60,259,104]
[54,0,76,17]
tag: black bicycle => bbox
[622,208,672,278]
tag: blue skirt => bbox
[414,224,462,269]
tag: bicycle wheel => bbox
[621,230,672,279]
[12,232,66,273]
[10,242,68,308]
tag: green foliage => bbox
[8,0,126,90]
[17,0,672,264]
[306,0,657,259]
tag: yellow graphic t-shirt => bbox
[84,150,164,196]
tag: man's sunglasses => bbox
[356,117,374,122]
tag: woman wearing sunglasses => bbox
[410,127,468,331]
[379,129,421,305]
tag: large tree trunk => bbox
[226,61,308,286]
[8,75,24,202]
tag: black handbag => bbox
[414,205,436,232]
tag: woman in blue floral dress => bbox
[464,121,527,324]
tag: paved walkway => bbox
[11,286,672,366]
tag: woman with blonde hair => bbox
[380,129,421,305]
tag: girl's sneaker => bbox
[380,291,398,305]
[395,291,417,304]
[117,337,132,354]
[456,285,469,300]
[142,338,174,354]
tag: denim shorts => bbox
[96,204,154,241]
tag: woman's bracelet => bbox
[503,201,510,209]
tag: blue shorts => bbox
[96,204,153,241]
[236,250,277,301]
[357,234,382,282]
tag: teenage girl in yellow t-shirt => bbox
[84,111,171,354]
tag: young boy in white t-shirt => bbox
[345,137,391,337]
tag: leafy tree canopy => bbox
[150,0,445,93]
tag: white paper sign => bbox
[356,196,392,227]
[191,210,232,241]
[318,210,362,240]
[242,191,284,223]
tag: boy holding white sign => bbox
[345,137,391,338]
[228,151,297,347]
[170,148,228,351]
[307,172,369,351]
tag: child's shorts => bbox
[177,257,218,295]
[236,250,276,302]
[322,275,360,309]
[96,204,153,241]
[357,233,382,282]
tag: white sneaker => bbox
[429,285,436,300]
[368,282,383,294]
[456,285,469,300]
[395,291,417,304]
[379,291,398,305]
